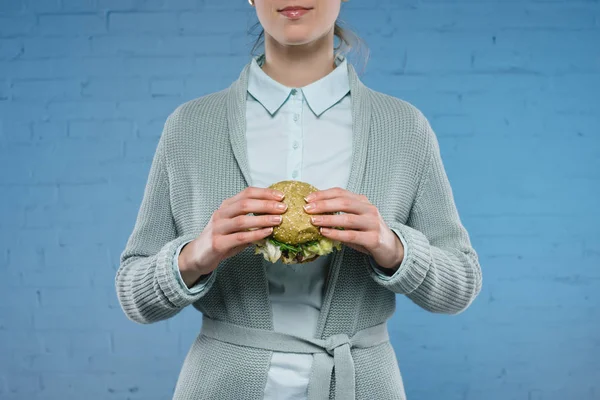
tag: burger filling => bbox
[254,236,342,264]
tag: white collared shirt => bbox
[246,53,352,399]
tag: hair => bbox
[248,19,370,74]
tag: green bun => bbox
[268,180,330,245]
[252,180,342,264]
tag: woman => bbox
[115,0,483,399]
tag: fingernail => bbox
[271,215,282,223]
[276,202,287,210]
[275,191,285,200]
[304,193,315,202]
[311,216,321,223]
[303,203,314,211]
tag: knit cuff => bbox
[368,227,409,280]
[172,240,214,295]
[155,234,217,308]
[367,220,432,294]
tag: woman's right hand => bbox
[178,187,287,288]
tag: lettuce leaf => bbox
[253,236,342,264]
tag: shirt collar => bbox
[247,53,350,117]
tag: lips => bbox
[278,6,312,11]
[278,6,312,19]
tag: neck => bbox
[261,30,337,88]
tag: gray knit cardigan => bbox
[116,58,483,399]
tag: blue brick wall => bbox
[1,1,599,399]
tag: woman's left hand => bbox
[303,187,404,272]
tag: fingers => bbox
[208,187,285,261]
[320,227,381,250]
[303,196,376,216]
[305,187,369,203]
[309,213,373,231]
[221,186,285,208]
[219,226,274,253]
[218,213,283,235]
[218,197,288,220]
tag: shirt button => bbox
[292,170,298,178]
[291,89,297,95]
[293,114,299,122]
[292,141,299,149]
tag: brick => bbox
[0,39,23,60]
[38,372,140,399]
[179,10,250,34]
[45,100,117,120]
[31,120,69,143]
[164,0,200,11]
[472,31,600,73]
[6,242,45,269]
[87,352,182,374]
[38,14,106,36]
[103,0,200,11]
[0,183,58,215]
[122,56,195,77]
[0,287,41,309]
[0,0,25,12]
[384,4,599,31]
[20,266,93,288]
[28,139,123,185]
[136,118,166,138]
[122,136,160,161]
[0,246,9,268]
[111,326,179,356]
[0,149,35,185]
[21,37,92,59]
[12,79,83,101]
[96,0,136,11]
[39,287,118,308]
[108,11,179,33]
[91,33,233,57]
[0,79,8,100]
[61,0,96,12]
[150,78,184,97]
[56,181,119,209]
[81,77,148,100]
[3,373,42,395]
[33,305,120,330]
[30,240,111,270]
[0,119,32,143]
[0,16,35,37]
[113,98,180,121]
[23,0,61,12]
[68,119,134,139]
[0,58,127,79]
[0,305,34,330]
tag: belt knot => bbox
[325,333,351,356]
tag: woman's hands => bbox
[178,187,287,287]
[304,187,405,273]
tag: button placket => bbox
[287,89,303,181]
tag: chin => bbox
[276,28,318,45]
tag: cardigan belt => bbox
[200,315,390,400]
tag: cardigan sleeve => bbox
[367,229,408,277]
[172,239,214,295]
[115,114,217,325]
[368,117,482,315]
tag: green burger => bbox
[253,180,342,264]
